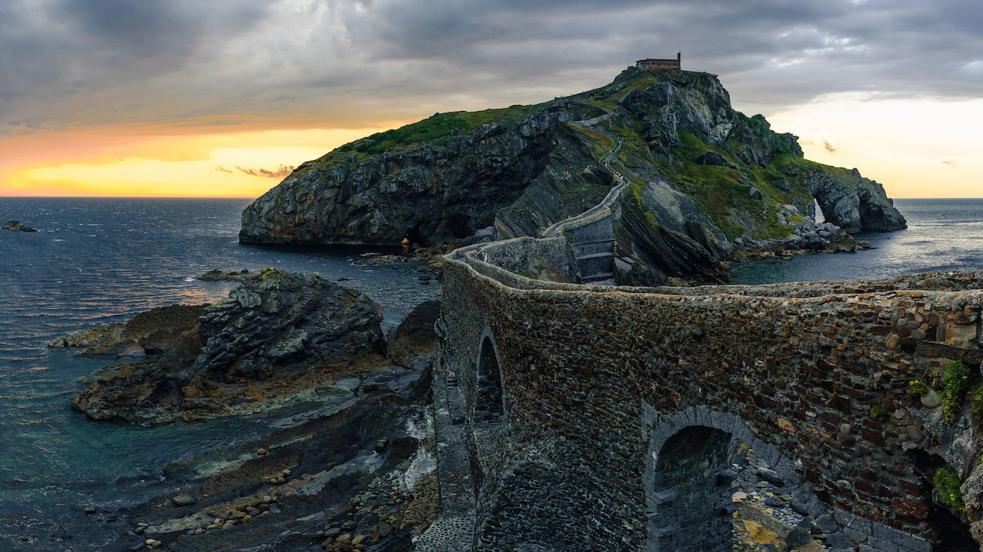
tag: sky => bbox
[1,0,981,198]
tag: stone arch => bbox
[474,328,506,427]
[642,405,835,552]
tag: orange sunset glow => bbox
[0,124,402,198]
[4,96,981,198]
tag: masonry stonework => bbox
[432,233,983,551]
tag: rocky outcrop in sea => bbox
[68,269,388,424]
[114,359,439,551]
[69,276,443,551]
[2,219,37,232]
[239,66,906,285]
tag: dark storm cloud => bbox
[1,0,981,131]
[0,0,271,127]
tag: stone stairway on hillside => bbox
[538,131,625,285]
[571,239,615,283]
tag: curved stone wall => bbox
[435,225,983,551]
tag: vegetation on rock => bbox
[941,360,971,425]
[968,382,983,427]
[933,467,965,513]
[908,376,930,397]
[870,403,890,422]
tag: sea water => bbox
[731,199,983,284]
[0,198,438,550]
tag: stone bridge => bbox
[422,224,983,551]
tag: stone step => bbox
[572,243,613,257]
[575,252,614,261]
[581,272,614,282]
[571,238,615,246]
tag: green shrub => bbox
[933,468,965,512]
[968,382,983,426]
[258,267,286,287]
[907,377,930,397]
[870,404,889,422]
[941,360,971,425]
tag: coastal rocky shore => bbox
[58,269,441,550]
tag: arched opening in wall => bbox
[648,425,825,552]
[474,335,505,428]
[650,426,733,552]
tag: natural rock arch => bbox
[474,329,505,427]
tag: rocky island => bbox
[240,66,905,284]
[2,219,38,232]
[233,65,983,552]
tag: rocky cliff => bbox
[241,67,906,283]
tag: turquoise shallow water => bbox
[0,198,438,550]
[731,199,983,284]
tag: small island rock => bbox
[2,219,37,232]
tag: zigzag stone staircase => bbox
[541,134,627,285]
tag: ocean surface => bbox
[0,198,438,551]
[0,197,980,550]
[731,199,983,284]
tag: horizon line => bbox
[0,195,260,200]
[3,195,983,201]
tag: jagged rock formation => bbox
[71,269,386,423]
[240,66,906,284]
[95,290,441,551]
[49,304,207,357]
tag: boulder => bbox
[172,494,197,506]
[196,269,252,282]
[695,151,737,169]
[187,269,384,381]
[386,300,441,367]
[49,304,206,358]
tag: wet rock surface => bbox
[107,350,436,551]
[70,270,387,424]
[68,277,440,551]
[49,304,207,357]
